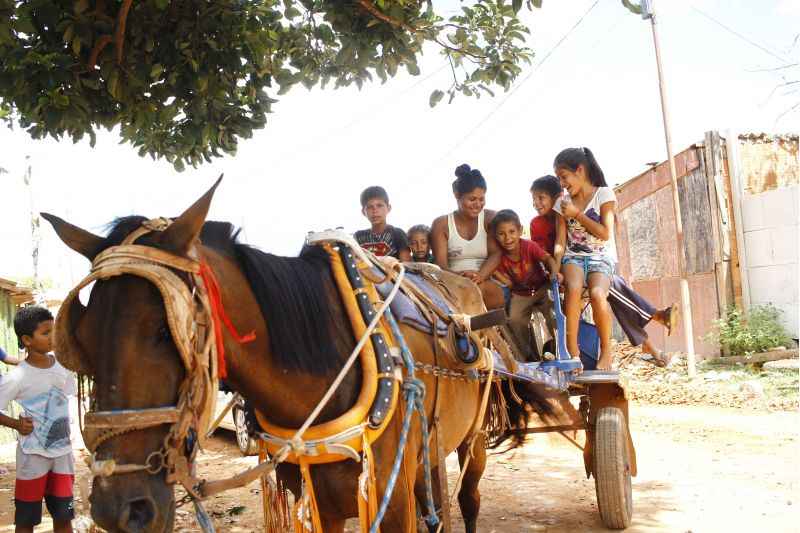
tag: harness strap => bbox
[198,261,256,379]
[293,458,323,532]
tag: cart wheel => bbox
[233,405,259,456]
[593,407,633,529]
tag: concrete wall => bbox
[740,184,799,337]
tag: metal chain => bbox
[413,361,489,382]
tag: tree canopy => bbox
[0,0,541,170]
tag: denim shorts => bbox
[562,255,615,283]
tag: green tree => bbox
[0,0,541,170]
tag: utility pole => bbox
[640,0,697,377]
[22,155,42,297]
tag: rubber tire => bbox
[593,406,633,529]
[233,405,259,456]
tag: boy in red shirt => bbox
[529,175,677,366]
[491,209,560,359]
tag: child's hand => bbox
[461,271,482,284]
[560,196,580,219]
[17,416,33,435]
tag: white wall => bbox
[741,185,799,337]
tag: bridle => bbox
[55,218,221,501]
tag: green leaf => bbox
[15,16,36,35]
[405,62,420,76]
[285,7,301,19]
[150,64,164,78]
[428,89,444,107]
[512,0,522,13]
[72,36,81,55]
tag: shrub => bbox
[707,304,793,357]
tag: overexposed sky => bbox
[1,0,798,289]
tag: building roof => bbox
[0,277,35,306]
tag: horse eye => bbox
[156,324,172,343]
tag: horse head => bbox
[42,180,221,533]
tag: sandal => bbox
[661,303,679,336]
[649,350,673,368]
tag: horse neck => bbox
[202,246,361,429]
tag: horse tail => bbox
[486,379,577,451]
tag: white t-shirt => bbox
[0,358,77,458]
[554,187,618,262]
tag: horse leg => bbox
[456,434,487,533]
[320,516,346,532]
[415,468,442,532]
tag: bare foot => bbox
[568,342,580,359]
[596,353,613,371]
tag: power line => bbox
[691,6,792,65]
[424,0,601,167]
[272,61,449,164]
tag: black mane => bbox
[103,217,346,375]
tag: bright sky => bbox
[1,0,798,290]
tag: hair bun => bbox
[454,164,472,180]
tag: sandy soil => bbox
[0,402,796,532]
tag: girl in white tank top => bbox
[447,210,487,272]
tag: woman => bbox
[430,163,505,309]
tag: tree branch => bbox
[87,35,112,70]
[114,0,134,65]
[357,0,416,32]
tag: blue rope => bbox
[369,309,439,533]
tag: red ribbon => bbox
[198,261,256,379]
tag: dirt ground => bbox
[0,402,796,533]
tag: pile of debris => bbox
[614,342,799,411]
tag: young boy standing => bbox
[354,186,412,261]
[530,175,677,366]
[0,306,75,532]
[492,209,561,359]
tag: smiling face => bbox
[555,164,588,197]
[532,190,556,216]
[494,220,522,254]
[408,231,430,260]
[362,198,390,227]
[455,187,486,219]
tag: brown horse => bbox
[44,182,547,533]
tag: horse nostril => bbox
[119,497,157,532]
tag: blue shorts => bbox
[562,255,614,284]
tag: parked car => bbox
[210,391,259,456]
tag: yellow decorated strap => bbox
[255,242,399,465]
[358,433,379,533]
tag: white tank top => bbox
[447,211,488,272]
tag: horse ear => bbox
[41,213,105,261]
[161,175,223,255]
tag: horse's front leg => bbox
[456,433,487,533]
[320,516,346,532]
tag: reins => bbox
[58,221,498,533]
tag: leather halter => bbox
[54,218,219,498]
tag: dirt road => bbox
[0,403,796,532]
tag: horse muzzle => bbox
[90,473,175,533]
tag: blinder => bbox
[54,219,219,495]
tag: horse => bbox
[43,180,549,533]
